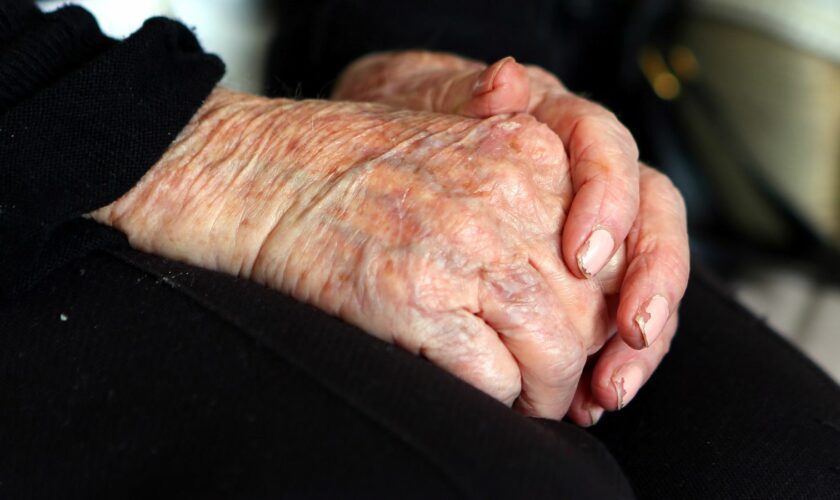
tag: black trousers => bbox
[2,245,839,499]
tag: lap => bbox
[0,248,629,499]
[3,248,837,498]
[592,267,840,499]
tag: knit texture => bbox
[0,2,224,297]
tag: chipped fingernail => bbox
[577,229,614,278]
[588,406,605,426]
[635,295,670,347]
[612,363,645,410]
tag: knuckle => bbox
[669,183,688,216]
[525,65,563,88]
[423,197,502,259]
[532,332,587,388]
[643,167,688,219]
[484,166,540,213]
[495,164,533,190]
[423,323,522,404]
[488,367,523,405]
[653,243,690,284]
[505,115,566,153]
[483,259,545,308]
[573,114,639,169]
[632,225,673,262]
[545,347,586,387]
[612,120,639,160]
[509,112,542,128]
[604,174,641,211]
[670,253,691,285]
[481,115,567,178]
[645,167,678,196]
[587,106,635,148]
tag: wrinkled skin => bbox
[93,89,621,419]
[334,51,690,424]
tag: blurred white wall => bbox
[694,0,840,64]
[38,0,275,94]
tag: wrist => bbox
[90,87,303,275]
[89,86,454,285]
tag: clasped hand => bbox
[93,51,689,425]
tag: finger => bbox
[333,51,482,101]
[566,363,606,427]
[454,57,530,118]
[390,56,530,116]
[591,312,678,410]
[593,242,628,296]
[335,54,530,118]
[478,263,586,419]
[533,92,640,279]
[418,310,523,406]
[616,165,690,349]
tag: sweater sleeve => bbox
[0,1,225,297]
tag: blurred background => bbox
[39,0,840,380]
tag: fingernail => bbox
[588,406,605,426]
[635,295,670,347]
[612,363,645,410]
[473,56,515,96]
[577,229,614,277]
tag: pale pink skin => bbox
[92,89,627,419]
[334,51,691,425]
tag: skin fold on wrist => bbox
[90,87,304,277]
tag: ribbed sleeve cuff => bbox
[0,0,40,44]
[0,6,111,110]
[0,10,225,297]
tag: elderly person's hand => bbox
[92,88,623,419]
[334,51,690,425]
